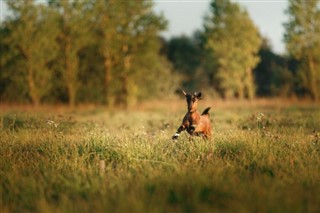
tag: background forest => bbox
[1,0,320,107]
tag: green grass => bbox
[1,103,320,213]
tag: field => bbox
[1,100,320,213]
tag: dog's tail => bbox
[201,107,211,116]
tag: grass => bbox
[1,101,320,213]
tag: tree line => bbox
[1,0,319,107]
[165,0,320,101]
[0,0,176,107]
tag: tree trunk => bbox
[121,74,128,108]
[104,54,112,106]
[68,82,76,108]
[65,37,76,108]
[307,54,319,101]
[28,66,40,106]
[246,68,255,100]
[121,54,131,108]
[237,82,244,100]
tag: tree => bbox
[0,0,174,106]
[92,0,119,106]
[124,1,167,107]
[254,38,295,97]
[165,34,203,90]
[94,0,167,107]
[284,0,320,101]
[4,0,59,105]
[204,0,261,99]
[49,0,91,107]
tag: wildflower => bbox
[256,113,264,121]
[47,120,58,128]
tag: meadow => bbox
[1,100,320,213]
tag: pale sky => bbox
[154,0,288,54]
[1,0,288,54]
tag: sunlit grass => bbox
[1,102,320,212]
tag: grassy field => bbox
[1,100,320,213]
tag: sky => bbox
[0,0,288,54]
[154,0,288,54]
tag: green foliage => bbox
[3,1,59,105]
[284,0,320,101]
[0,0,175,106]
[205,0,262,99]
[165,34,203,90]
[254,38,295,97]
[48,0,93,107]
[1,0,319,104]
[1,104,320,212]
[92,0,170,107]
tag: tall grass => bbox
[1,103,320,212]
